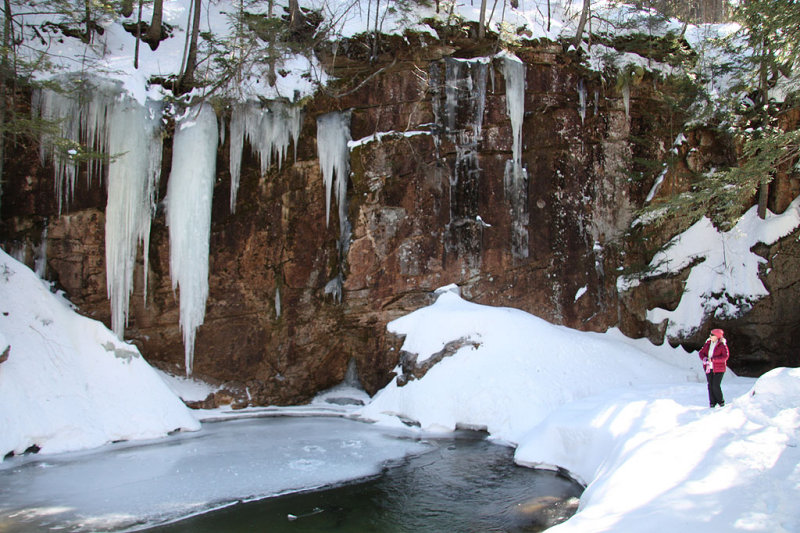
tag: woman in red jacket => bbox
[698,328,730,407]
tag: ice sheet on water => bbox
[0,417,432,532]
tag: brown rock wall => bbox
[2,37,798,405]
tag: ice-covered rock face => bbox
[3,36,798,402]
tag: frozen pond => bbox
[0,417,582,532]
[146,432,582,533]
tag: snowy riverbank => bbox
[2,251,799,532]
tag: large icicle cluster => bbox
[34,86,164,338]
[502,54,529,259]
[33,86,116,214]
[229,101,303,212]
[105,99,164,338]
[166,104,218,376]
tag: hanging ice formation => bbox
[34,85,164,338]
[105,98,164,338]
[431,57,489,265]
[622,81,631,119]
[33,85,116,214]
[229,101,303,212]
[577,79,587,125]
[316,111,352,303]
[34,225,48,278]
[166,104,218,375]
[502,55,529,259]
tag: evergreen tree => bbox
[641,0,800,231]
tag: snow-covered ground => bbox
[2,250,799,532]
[0,249,199,458]
[360,285,800,533]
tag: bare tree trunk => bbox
[757,38,770,219]
[0,0,11,213]
[371,0,381,60]
[478,0,488,39]
[134,0,142,68]
[84,0,92,43]
[121,0,134,18]
[288,0,305,31]
[179,0,203,94]
[573,0,591,49]
[145,0,164,50]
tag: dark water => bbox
[146,433,583,533]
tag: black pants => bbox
[706,371,725,407]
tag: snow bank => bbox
[522,369,799,532]
[360,286,800,532]
[0,249,199,459]
[360,287,703,443]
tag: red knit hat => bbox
[711,328,724,338]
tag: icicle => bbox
[229,101,303,213]
[166,104,218,376]
[34,225,48,278]
[622,81,631,119]
[503,56,525,169]
[316,111,351,229]
[275,287,281,318]
[503,55,529,259]
[229,106,245,213]
[577,79,587,125]
[33,85,115,213]
[105,97,163,338]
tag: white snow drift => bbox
[0,249,199,458]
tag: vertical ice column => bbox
[502,54,529,259]
[316,111,351,233]
[105,98,164,338]
[229,101,303,212]
[166,104,218,376]
[317,111,352,303]
[577,79,587,125]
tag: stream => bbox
[0,416,582,532]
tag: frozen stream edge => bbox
[0,410,433,533]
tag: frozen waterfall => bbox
[229,101,303,212]
[166,104,218,376]
[502,55,529,259]
[105,98,164,338]
[431,57,489,267]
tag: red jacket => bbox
[698,339,730,373]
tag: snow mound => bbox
[359,289,703,443]
[520,369,800,533]
[0,249,199,459]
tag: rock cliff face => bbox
[1,35,798,404]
